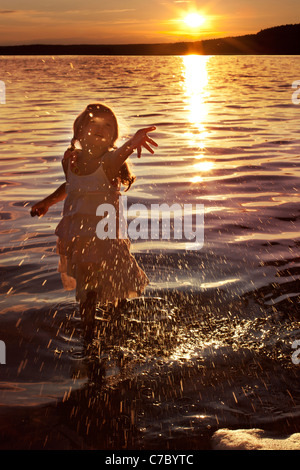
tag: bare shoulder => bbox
[62,148,80,177]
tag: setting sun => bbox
[184,13,206,28]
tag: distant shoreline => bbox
[0,23,300,56]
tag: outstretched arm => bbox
[103,126,157,181]
[30,147,74,217]
[30,182,66,217]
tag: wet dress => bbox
[55,153,149,305]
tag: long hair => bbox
[70,103,136,191]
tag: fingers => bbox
[30,201,48,217]
[146,137,158,148]
[140,126,156,134]
[30,207,43,217]
[143,142,155,154]
[133,126,158,158]
[136,142,155,158]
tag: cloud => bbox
[0,8,136,16]
[96,9,136,13]
[0,8,140,26]
[0,10,18,14]
[0,8,139,26]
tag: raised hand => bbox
[131,126,158,158]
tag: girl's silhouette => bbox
[31,103,157,338]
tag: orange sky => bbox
[0,0,299,45]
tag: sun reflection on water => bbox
[182,55,214,183]
[190,175,203,183]
[182,54,210,138]
[193,160,214,172]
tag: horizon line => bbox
[0,22,299,48]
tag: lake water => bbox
[0,55,300,450]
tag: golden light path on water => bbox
[182,54,210,132]
[182,55,214,184]
[182,55,220,203]
[179,54,242,301]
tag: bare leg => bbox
[80,290,97,340]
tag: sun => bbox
[184,13,206,28]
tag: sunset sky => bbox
[0,0,299,45]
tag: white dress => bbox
[55,154,149,304]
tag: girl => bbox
[31,103,157,338]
